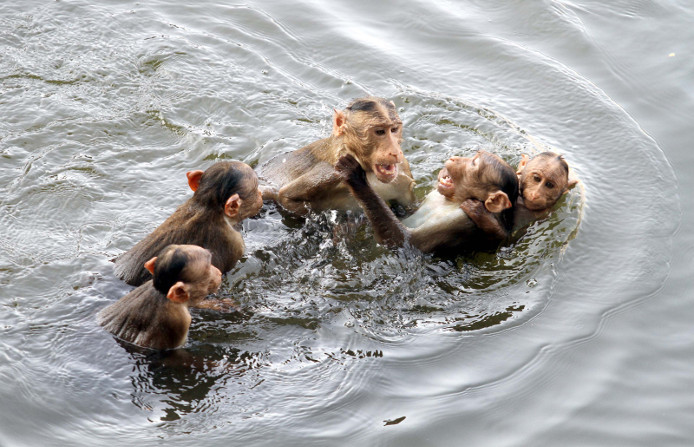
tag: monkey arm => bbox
[192,297,240,312]
[460,199,509,241]
[277,161,344,212]
[336,155,408,247]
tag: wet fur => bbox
[97,281,191,350]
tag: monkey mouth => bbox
[437,167,455,196]
[374,163,398,182]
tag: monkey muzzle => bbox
[374,163,398,183]
[437,167,455,197]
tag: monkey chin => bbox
[521,195,551,211]
[373,163,398,183]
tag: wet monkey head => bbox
[146,244,222,304]
[517,152,577,211]
[333,97,404,183]
[437,151,518,213]
[185,161,263,223]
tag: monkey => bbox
[98,244,222,350]
[460,151,579,242]
[259,97,415,215]
[114,161,263,287]
[334,150,519,255]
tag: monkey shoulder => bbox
[98,284,161,342]
[98,282,190,350]
[512,204,549,231]
[259,140,328,186]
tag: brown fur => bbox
[99,245,222,350]
[114,161,262,286]
[460,151,577,242]
[335,152,518,254]
[259,97,415,215]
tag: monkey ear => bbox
[564,178,579,194]
[333,109,346,136]
[166,281,190,304]
[144,256,157,275]
[186,170,204,192]
[516,154,530,175]
[224,193,242,218]
[484,191,513,213]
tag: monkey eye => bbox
[375,129,386,136]
[390,126,399,133]
[533,175,541,182]
[545,181,554,189]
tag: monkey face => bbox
[438,152,484,201]
[339,98,405,184]
[438,151,510,204]
[367,123,404,183]
[239,182,264,220]
[519,158,568,211]
[185,248,223,300]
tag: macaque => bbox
[461,152,578,241]
[98,244,222,350]
[259,97,415,215]
[114,161,263,287]
[335,151,519,254]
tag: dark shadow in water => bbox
[113,339,262,422]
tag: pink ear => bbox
[484,191,513,213]
[144,256,157,275]
[186,170,204,192]
[333,109,346,136]
[224,193,241,218]
[516,154,530,175]
[166,281,190,303]
[566,178,579,192]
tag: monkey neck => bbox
[223,215,245,254]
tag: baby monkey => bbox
[461,151,578,241]
[98,244,222,350]
[336,151,518,254]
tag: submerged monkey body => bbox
[100,244,223,351]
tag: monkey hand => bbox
[461,199,507,240]
[460,199,487,218]
[335,154,367,187]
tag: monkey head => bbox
[437,151,518,213]
[145,244,222,305]
[186,161,264,223]
[333,97,405,184]
[517,152,577,211]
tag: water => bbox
[0,1,691,446]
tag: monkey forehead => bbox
[171,244,213,262]
[346,98,401,124]
[180,252,214,279]
[524,162,568,184]
[366,116,403,128]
